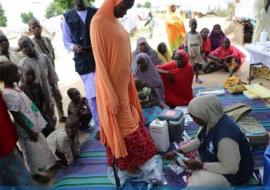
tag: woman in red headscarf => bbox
[157,49,194,107]
[207,37,245,76]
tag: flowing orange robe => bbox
[165,4,186,52]
[90,0,145,159]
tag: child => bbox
[135,79,162,125]
[67,88,92,130]
[185,18,205,83]
[20,67,53,137]
[18,36,58,135]
[47,115,80,166]
[28,18,66,123]
[0,62,56,183]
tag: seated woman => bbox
[134,52,168,109]
[135,79,162,126]
[206,38,245,76]
[157,49,193,107]
[209,24,226,51]
[132,37,162,71]
[157,42,171,64]
[200,28,211,61]
[165,95,254,188]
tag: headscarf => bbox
[200,28,211,55]
[209,24,226,51]
[188,95,224,129]
[157,49,194,106]
[134,52,165,100]
[157,43,171,64]
[176,49,189,67]
[211,37,245,64]
[132,37,162,71]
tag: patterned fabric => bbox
[47,128,80,165]
[106,123,156,170]
[3,87,47,137]
[2,87,56,174]
[142,106,162,125]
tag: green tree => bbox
[143,1,151,9]
[45,2,63,19]
[0,3,7,27]
[21,11,34,24]
[54,0,95,11]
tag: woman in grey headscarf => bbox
[132,37,162,72]
[165,95,253,188]
[134,52,168,109]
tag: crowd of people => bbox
[0,0,256,188]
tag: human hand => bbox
[163,151,177,160]
[183,159,203,170]
[166,72,175,83]
[28,131,39,142]
[73,44,83,54]
[81,97,87,104]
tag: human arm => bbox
[61,18,83,53]
[10,111,38,142]
[164,138,201,160]
[203,138,240,174]
[46,37,55,60]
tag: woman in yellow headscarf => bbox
[165,4,186,52]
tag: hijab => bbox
[209,24,226,51]
[134,52,165,100]
[188,95,224,129]
[132,37,162,71]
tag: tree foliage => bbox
[54,0,95,11]
[45,2,63,19]
[21,12,34,24]
[45,0,95,18]
[143,1,151,9]
[0,3,7,27]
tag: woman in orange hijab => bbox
[90,0,156,171]
[165,4,186,52]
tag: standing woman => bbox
[90,0,156,171]
[252,0,270,42]
[164,4,186,52]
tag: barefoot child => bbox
[67,88,92,130]
[18,36,58,135]
[185,18,204,83]
[0,62,56,183]
[20,67,53,137]
[47,115,80,166]
[28,18,66,123]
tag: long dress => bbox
[2,87,56,174]
[164,4,186,52]
[157,50,194,106]
[90,0,156,170]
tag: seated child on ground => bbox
[135,79,162,125]
[67,88,92,130]
[47,115,80,166]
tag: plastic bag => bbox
[107,155,166,187]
